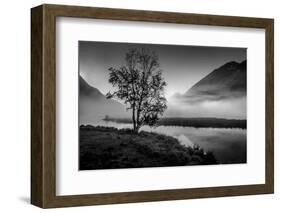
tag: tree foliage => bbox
[106,48,167,132]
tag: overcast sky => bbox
[79,41,246,100]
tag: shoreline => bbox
[101,117,247,129]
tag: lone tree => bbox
[106,48,167,133]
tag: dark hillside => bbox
[79,125,217,170]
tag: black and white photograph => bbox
[79,41,247,170]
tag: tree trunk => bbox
[132,104,137,132]
[135,107,142,133]
[135,125,141,133]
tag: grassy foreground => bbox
[79,125,217,170]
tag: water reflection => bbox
[87,120,246,164]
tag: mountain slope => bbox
[167,60,247,119]
[184,60,246,102]
[185,61,247,98]
[79,76,105,99]
[79,75,129,124]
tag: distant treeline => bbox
[103,117,246,129]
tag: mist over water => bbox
[166,96,246,119]
[79,95,246,125]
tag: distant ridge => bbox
[183,60,246,103]
[167,60,247,119]
[79,75,104,99]
[79,75,129,124]
[188,60,246,94]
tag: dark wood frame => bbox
[31,4,274,208]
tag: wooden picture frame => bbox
[31,4,274,208]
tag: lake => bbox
[88,120,247,164]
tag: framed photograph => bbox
[31,4,274,208]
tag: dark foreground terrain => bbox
[79,125,217,170]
